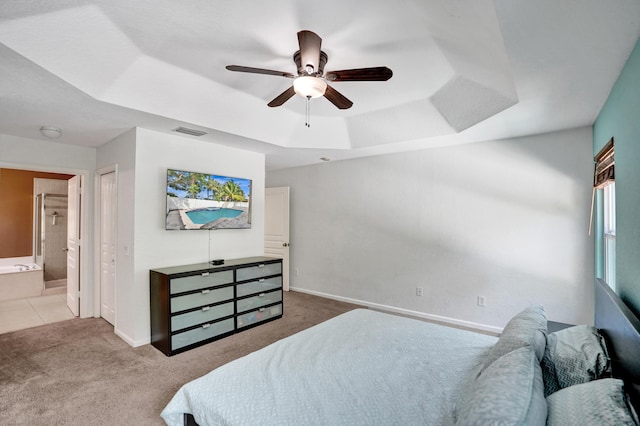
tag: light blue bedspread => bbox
[161,309,497,426]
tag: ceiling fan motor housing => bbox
[294,50,328,76]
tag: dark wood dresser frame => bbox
[150,256,283,356]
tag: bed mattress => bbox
[161,308,498,425]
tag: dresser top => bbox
[150,256,281,276]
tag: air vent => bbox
[173,127,208,137]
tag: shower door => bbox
[35,193,69,288]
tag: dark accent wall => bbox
[0,168,73,258]
[593,35,640,318]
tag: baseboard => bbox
[289,286,502,335]
[115,328,150,348]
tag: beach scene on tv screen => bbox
[166,169,251,230]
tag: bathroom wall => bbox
[0,168,73,258]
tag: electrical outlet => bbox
[293,268,300,276]
[416,287,423,296]
[477,296,486,307]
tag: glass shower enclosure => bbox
[34,193,68,290]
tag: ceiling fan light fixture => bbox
[293,76,327,98]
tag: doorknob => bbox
[282,243,290,247]
[62,248,69,252]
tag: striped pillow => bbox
[541,325,611,397]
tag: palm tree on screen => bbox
[218,180,246,202]
[167,170,190,196]
[204,176,223,200]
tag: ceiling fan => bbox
[226,30,393,111]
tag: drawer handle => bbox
[202,323,211,329]
[201,272,209,277]
[259,278,265,282]
[258,264,265,268]
[259,307,266,312]
[258,293,265,297]
[201,306,210,312]
[201,289,210,294]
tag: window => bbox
[593,137,615,290]
[603,182,616,290]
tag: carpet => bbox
[0,291,360,425]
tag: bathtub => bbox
[0,257,44,302]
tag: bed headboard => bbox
[595,278,640,412]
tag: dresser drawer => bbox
[236,276,282,297]
[170,270,233,294]
[171,286,234,313]
[171,318,235,351]
[171,301,234,332]
[237,290,282,313]
[237,304,282,329]
[236,262,282,282]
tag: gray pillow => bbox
[541,324,611,397]
[479,305,547,372]
[455,346,547,426]
[546,378,639,425]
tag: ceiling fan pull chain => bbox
[305,96,311,127]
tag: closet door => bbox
[100,171,116,325]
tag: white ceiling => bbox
[1,0,639,170]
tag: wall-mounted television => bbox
[165,169,252,230]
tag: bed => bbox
[161,278,640,425]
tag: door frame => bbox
[94,165,118,323]
[0,160,93,317]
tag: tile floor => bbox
[0,293,75,334]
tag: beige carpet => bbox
[0,291,360,425]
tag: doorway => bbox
[0,166,86,332]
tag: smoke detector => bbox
[40,126,62,139]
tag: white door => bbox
[66,175,81,316]
[264,187,290,291]
[100,171,116,325]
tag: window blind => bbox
[594,137,614,189]
[589,137,614,235]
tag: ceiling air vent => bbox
[173,127,207,137]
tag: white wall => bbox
[97,128,265,346]
[266,127,595,329]
[0,134,96,171]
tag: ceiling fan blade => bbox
[297,30,322,74]
[325,66,393,82]
[226,65,295,78]
[267,86,296,107]
[324,85,353,109]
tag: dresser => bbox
[150,256,283,356]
